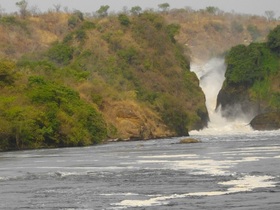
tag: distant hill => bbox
[165,8,279,61]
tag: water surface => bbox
[1,131,280,209]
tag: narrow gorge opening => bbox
[190,58,253,134]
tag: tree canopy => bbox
[267,25,280,55]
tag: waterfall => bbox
[190,58,253,135]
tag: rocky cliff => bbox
[217,25,280,130]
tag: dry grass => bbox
[165,11,280,61]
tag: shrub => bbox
[267,25,280,55]
[117,47,138,64]
[118,14,131,26]
[0,16,17,25]
[68,10,84,28]
[75,29,87,42]
[166,23,180,43]
[0,60,16,86]
[47,42,74,65]
[162,106,189,136]
[81,21,96,30]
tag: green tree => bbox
[0,60,16,86]
[267,25,280,55]
[226,44,265,85]
[158,3,170,13]
[68,10,84,28]
[205,6,219,14]
[166,23,180,43]
[27,76,107,146]
[47,42,74,65]
[130,6,142,15]
[96,5,110,18]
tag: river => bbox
[0,131,280,209]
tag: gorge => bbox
[190,58,253,135]
[0,7,279,151]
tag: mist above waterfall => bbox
[190,58,253,134]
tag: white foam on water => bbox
[100,193,139,196]
[220,175,276,193]
[114,175,276,208]
[240,146,280,151]
[217,146,280,157]
[139,154,198,159]
[0,177,8,181]
[137,155,274,176]
[174,159,233,176]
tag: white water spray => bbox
[190,58,253,135]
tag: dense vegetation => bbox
[0,11,208,151]
[0,60,107,150]
[218,25,280,118]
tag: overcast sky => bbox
[1,0,280,17]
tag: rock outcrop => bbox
[216,85,258,120]
[250,112,280,130]
[179,138,201,144]
[102,100,175,140]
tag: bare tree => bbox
[0,5,5,17]
[53,4,61,13]
[16,0,28,18]
[64,6,69,13]
[122,6,128,14]
[265,10,275,21]
[184,6,193,13]
[29,5,40,16]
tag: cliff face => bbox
[216,85,259,120]
[250,112,280,130]
[216,26,280,129]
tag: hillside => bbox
[0,11,207,150]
